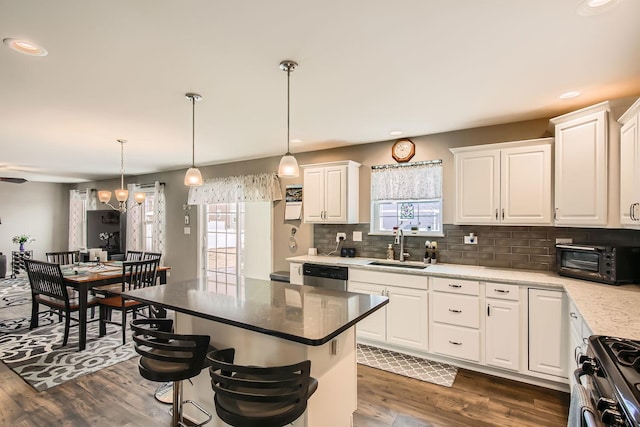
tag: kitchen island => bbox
[124,277,388,427]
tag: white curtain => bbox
[187,172,283,204]
[126,183,142,252]
[68,188,97,251]
[125,182,166,264]
[371,162,442,200]
[151,181,166,262]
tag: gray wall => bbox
[34,112,636,280]
[0,181,69,271]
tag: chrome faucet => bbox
[394,229,410,262]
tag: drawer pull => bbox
[448,340,462,346]
[448,308,462,313]
[495,289,509,293]
[569,312,578,319]
[448,284,462,288]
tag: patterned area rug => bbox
[0,277,31,308]
[357,344,458,387]
[0,318,137,391]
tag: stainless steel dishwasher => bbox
[302,263,348,291]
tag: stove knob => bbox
[596,397,617,411]
[601,409,624,426]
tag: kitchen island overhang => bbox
[124,278,388,427]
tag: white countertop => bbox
[288,255,640,340]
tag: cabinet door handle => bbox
[554,208,558,221]
[381,290,385,296]
[501,208,505,220]
[569,312,578,319]
[448,308,462,313]
[487,304,491,316]
[630,204,635,221]
[448,340,462,346]
[386,290,390,297]
[495,289,509,293]
[448,284,462,288]
[635,203,640,221]
[495,209,498,220]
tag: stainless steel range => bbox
[575,336,640,427]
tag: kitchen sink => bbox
[367,261,428,270]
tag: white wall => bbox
[0,181,69,268]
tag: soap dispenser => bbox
[386,244,394,260]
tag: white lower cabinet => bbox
[348,270,428,352]
[485,283,521,371]
[429,277,481,362]
[528,288,568,378]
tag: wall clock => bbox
[391,138,415,162]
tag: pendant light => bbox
[184,92,204,186]
[98,139,145,212]
[277,60,299,178]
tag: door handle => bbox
[448,340,462,346]
[495,209,498,220]
[448,308,462,313]
[554,207,558,221]
[495,289,509,293]
[501,208,504,220]
[448,284,462,288]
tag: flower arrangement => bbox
[99,232,114,241]
[12,234,35,245]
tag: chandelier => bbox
[97,139,145,213]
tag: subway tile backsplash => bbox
[313,224,640,272]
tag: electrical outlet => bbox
[555,238,573,244]
[464,235,478,244]
[352,231,363,242]
[336,232,347,242]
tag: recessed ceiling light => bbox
[290,138,302,143]
[3,38,48,56]
[559,91,581,99]
[389,130,403,136]
[577,0,622,15]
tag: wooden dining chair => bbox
[142,251,162,261]
[125,250,144,261]
[24,259,100,347]
[98,258,159,345]
[46,251,80,265]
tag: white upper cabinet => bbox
[301,161,360,224]
[619,98,640,227]
[451,138,552,225]
[551,102,610,226]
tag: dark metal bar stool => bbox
[207,348,318,427]
[131,319,213,427]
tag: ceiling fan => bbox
[0,177,27,184]
[0,164,38,184]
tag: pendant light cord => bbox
[286,67,291,155]
[191,96,196,168]
[119,140,125,189]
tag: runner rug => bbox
[356,343,458,387]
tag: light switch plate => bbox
[353,231,362,242]
[184,227,191,235]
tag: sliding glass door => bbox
[201,202,271,295]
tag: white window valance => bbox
[371,161,442,201]
[187,172,283,204]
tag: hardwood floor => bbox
[354,365,570,427]
[0,356,569,426]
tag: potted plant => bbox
[12,234,35,252]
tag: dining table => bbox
[40,262,170,351]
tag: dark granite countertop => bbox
[123,278,388,346]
